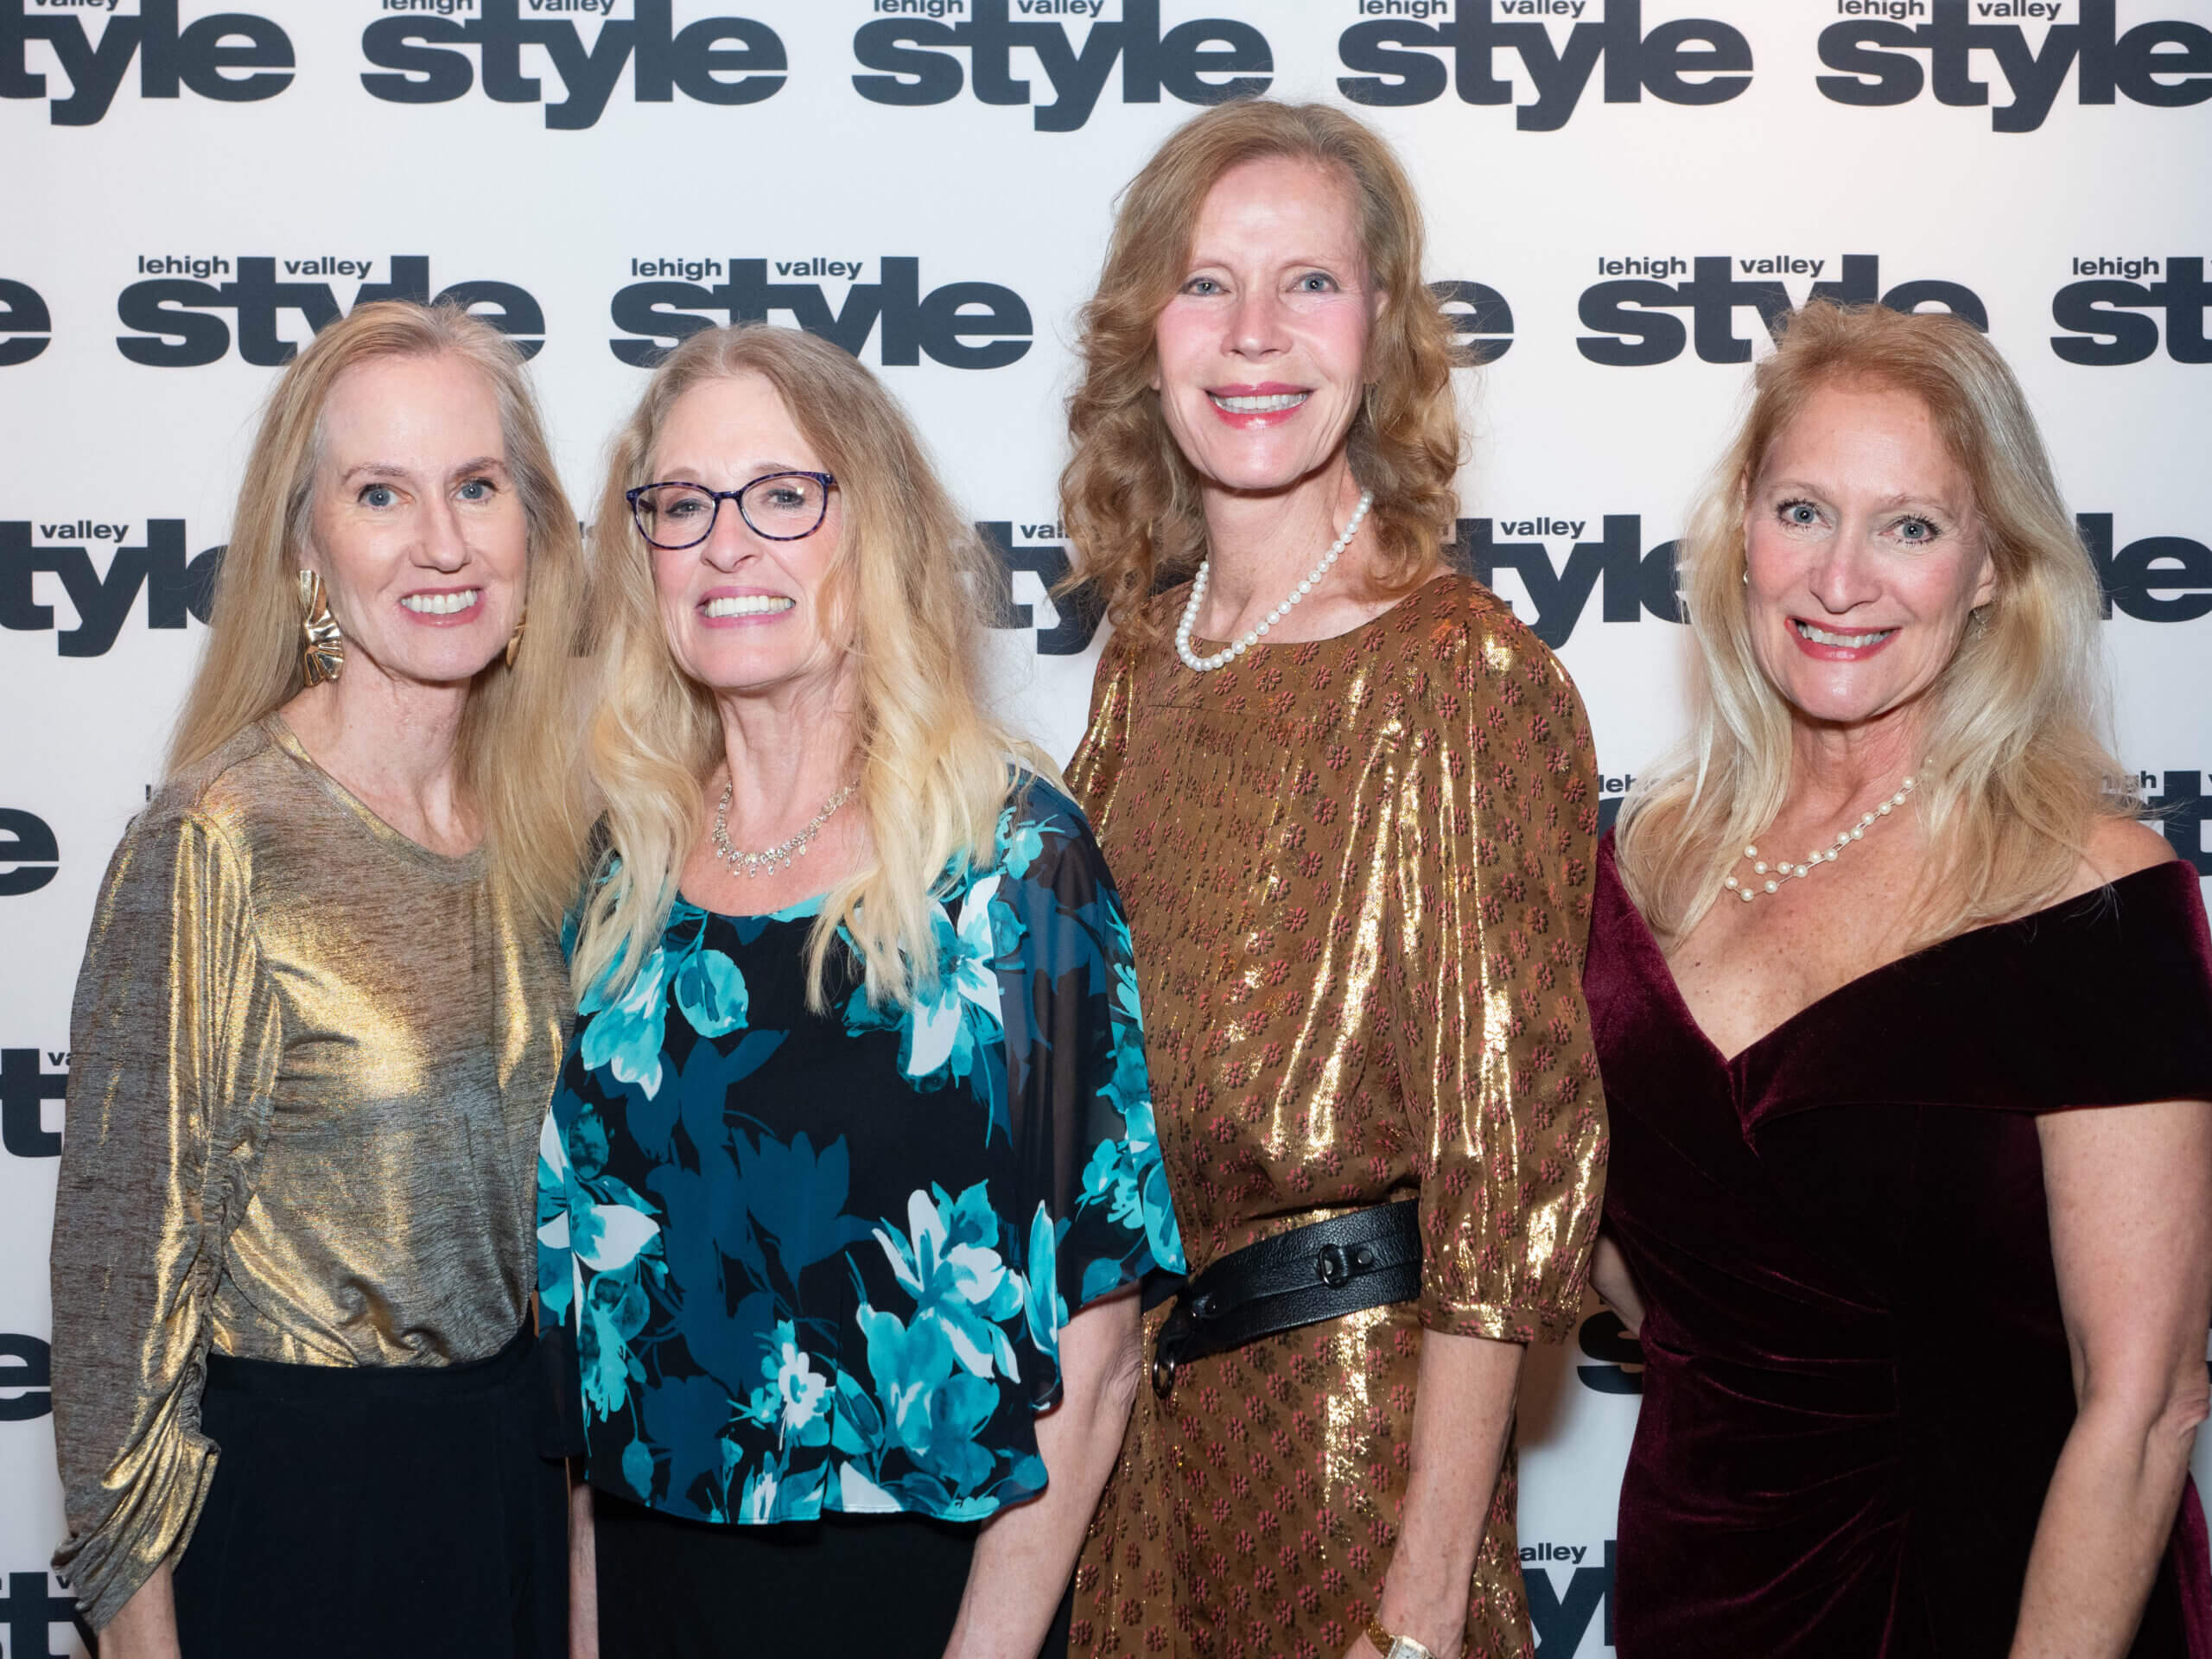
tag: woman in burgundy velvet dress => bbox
[1586,301,2212,1656]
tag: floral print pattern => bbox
[539,779,1183,1526]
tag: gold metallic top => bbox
[1067,576,1608,1656]
[48,718,568,1628]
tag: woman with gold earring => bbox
[47,301,589,1659]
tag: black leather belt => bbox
[1151,1199,1421,1398]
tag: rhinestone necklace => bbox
[1175,489,1374,673]
[1725,775,1916,903]
[712,779,856,879]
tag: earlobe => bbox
[1972,551,1999,609]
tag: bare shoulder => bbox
[2062,815,2179,899]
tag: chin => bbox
[1779,678,1900,728]
[1191,445,1335,495]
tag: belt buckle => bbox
[1316,1243,1351,1287]
[1316,1240,1379,1288]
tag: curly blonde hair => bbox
[569,324,1054,1014]
[1059,99,1465,642]
[1618,302,2133,949]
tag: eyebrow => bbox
[339,455,510,486]
[1184,251,1360,275]
[1763,480,1964,513]
[649,461,811,482]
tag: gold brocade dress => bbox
[48,717,569,1628]
[1065,575,1608,1659]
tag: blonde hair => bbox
[168,300,590,931]
[1618,301,2132,949]
[1059,99,1465,644]
[569,323,1050,1013]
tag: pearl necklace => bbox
[1724,776,1916,903]
[1175,490,1374,673]
[712,779,855,879]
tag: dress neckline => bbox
[1178,566,1465,658]
[262,715,487,880]
[1602,838,2187,1071]
[675,889,827,924]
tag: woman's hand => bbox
[1590,1234,1644,1339]
[95,1563,181,1659]
[2012,1096,2212,1658]
[939,1288,1142,1659]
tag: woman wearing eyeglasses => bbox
[539,323,1182,1658]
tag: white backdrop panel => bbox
[3,2,2207,1651]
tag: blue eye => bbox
[1184,276,1222,296]
[1296,272,1337,293]
[1896,517,1937,543]
[457,478,493,501]
[361,484,397,508]
[1780,500,1820,527]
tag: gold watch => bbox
[1364,1621,1435,1659]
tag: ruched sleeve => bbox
[992,781,1185,1410]
[1382,596,1608,1343]
[49,804,279,1628]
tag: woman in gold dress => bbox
[48,302,588,1658]
[1060,101,1608,1659]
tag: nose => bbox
[696,496,759,572]
[419,493,469,574]
[1228,284,1290,360]
[1805,534,1882,615]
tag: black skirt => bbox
[592,1493,1077,1658]
[171,1324,568,1658]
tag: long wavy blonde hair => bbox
[1618,301,2133,950]
[569,324,1049,1013]
[168,300,589,931]
[1059,99,1465,642]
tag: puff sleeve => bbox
[49,804,279,1628]
[1382,602,1608,1344]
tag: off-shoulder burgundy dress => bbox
[1586,834,2212,1656]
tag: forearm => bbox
[569,1473,598,1659]
[96,1561,181,1659]
[1589,1234,1643,1338]
[2011,1400,2205,1657]
[1365,1329,1525,1659]
[943,1297,1140,1659]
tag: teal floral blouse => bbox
[537,779,1183,1526]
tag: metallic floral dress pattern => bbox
[1065,576,1608,1659]
[537,779,1184,1526]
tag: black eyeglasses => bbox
[625,471,837,550]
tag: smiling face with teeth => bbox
[302,351,527,693]
[1152,155,1379,500]
[1742,380,1998,739]
[647,372,849,705]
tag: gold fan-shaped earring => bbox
[299,569,344,684]
[505,610,526,670]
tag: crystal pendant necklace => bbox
[712,779,856,879]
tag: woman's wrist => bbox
[1370,1581,1468,1659]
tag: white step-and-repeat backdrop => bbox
[3,1,2208,1650]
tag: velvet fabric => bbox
[1587,836,2212,1656]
